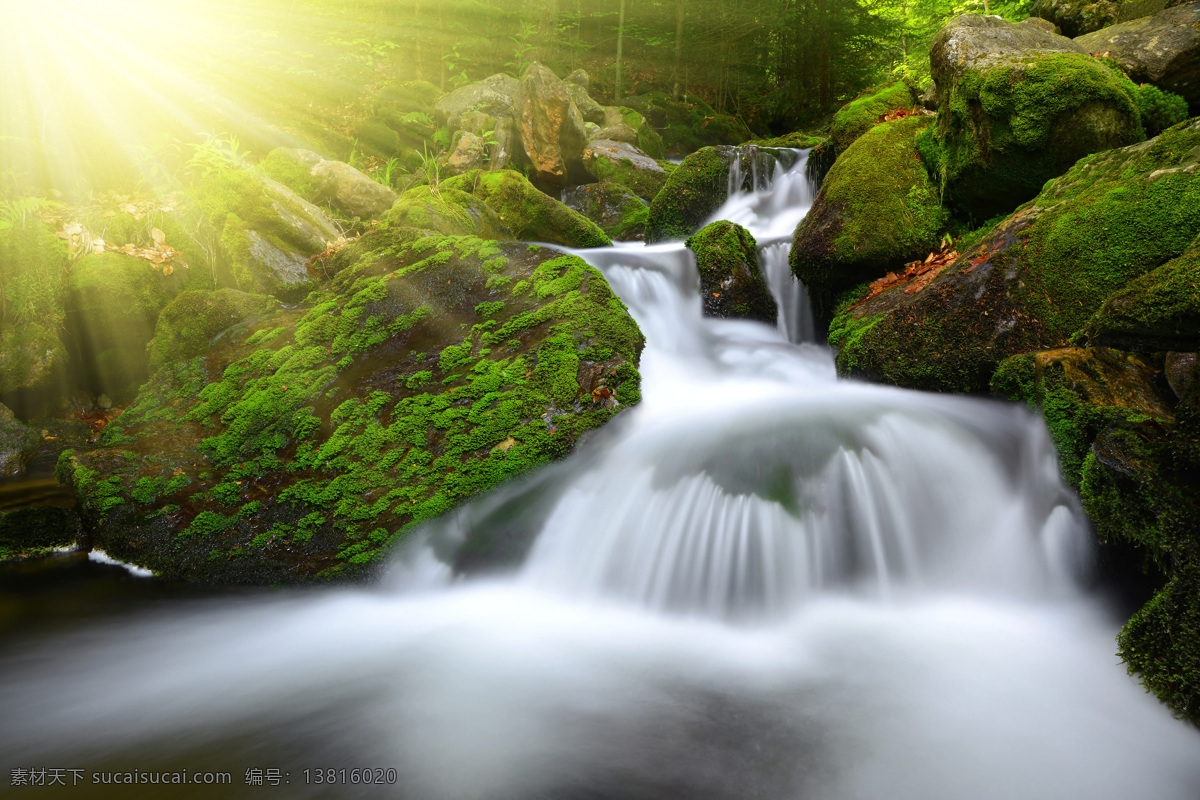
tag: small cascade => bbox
[761,241,816,343]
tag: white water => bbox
[2,150,1198,798]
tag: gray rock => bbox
[1076,3,1200,107]
[260,178,344,252]
[588,123,640,145]
[567,82,606,125]
[1032,0,1124,36]
[1165,351,1199,398]
[565,68,589,88]
[245,230,311,292]
[445,131,488,175]
[0,403,39,478]
[931,13,1086,96]
[583,140,665,175]
[310,161,398,220]
[433,74,520,131]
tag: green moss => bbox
[148,288,281,370]
[1119,565,1200,724]
[1134,84,1189,138]
[685,221,776,323]
[64,233,644,584]
[937,51,1144,218]
[385,185,511,239]
[828,79,918,158]
[830,120,1200,394]
[579,155,668,205]
[1078,247,1200,352]
[260,149,323,201]
[0,507,80,562]
[791,116,947,324]
[442,170,611,248]
[644,147,733,243]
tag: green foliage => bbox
[1135,84,1190,138]
[186,134,249,178]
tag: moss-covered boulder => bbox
[609,107,666,160]
[562,183,649,241]
[147,289,283,371]
[828,79,921,163]
[0,403,39,477]
[581,140,670,203]
[1081,375,1200,724]
[644,145,793,243]
[1076,3,1200,109]
[190,167,343,302]
[686,221,776,324]
[1032,0,1124,36]
[0,218,70,398]
[1077,245,1200,352]
[67,252,185,396]
[928,14,1144,218]
[59,232,643,583]
[992,347,1173,485]
[791,116,947,326]
[828,119,1200,393]
[747,132,825,149]
[0,506,82,562]
[385,185,512,239]
[442,169,611,248]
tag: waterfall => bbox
[2,147,1199,800]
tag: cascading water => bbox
[3,150,1199,800]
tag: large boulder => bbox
[516,62,589,189]
[60,232,644,583]
[262,148,398,220]
[928,14,1144,218]
[1076,3,1200,109]
[790,116,947,325]
[442,169,612,248]
[147,288,283,371]
[191,168,343,302]
[67,253,185,396]
[433,74,519,131]
[385,186,513,239]
[644,146,794,243]
[1032,0,1125,37]
[581,140,670,202]
[565,70,606,125]
[808,79,922,186]
[686,221,776,324]
[828,119,1200,394]
[563,183,649,242]
[0,403,39,477]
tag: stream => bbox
[2,151,1199,799]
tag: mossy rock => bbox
[0,321,69,401]
[0,506,82,562]
[76,203,218,292]
[747,132,826,149]
[147,288,283,371]
[644,145,794,243]
[991,346,1173,486]
[828,79,921,162]
[562,182,649,241]
[1080,372,1200,724]
[686,221,776,324]
[1078,245,1200,351]
[790,116,947,326]
[929,16,1145,218]
[61,232,644,583]
[0,402,39,477]
[385,185,513,240]
[442,169,611,248]
[614,108,666,159]
[1075,4,1200,108]
[829,119,1200,393]
[580,140,670,203]
[67,252,184,396]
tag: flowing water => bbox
[2,151,1199,799]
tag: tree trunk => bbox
[671,0,684,101]
[615,0,626,104]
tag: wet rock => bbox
[61,232,644,584]
[1075,3,1200,108]
[1032,0,1125,36]
[0,403,39,478]
[516,62,589,189]
[1165,351,1199,398]
[686,221,776,324]
[928,13,1143,217]
[0,506,82,562]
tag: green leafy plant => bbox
[442,45,472,89]
[1135,84,1189,138]
[506,21,538,78]
[185,134,248,177]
